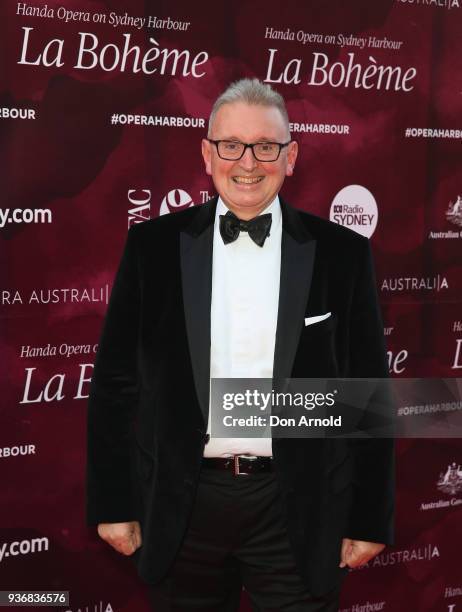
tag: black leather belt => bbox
[202,455,274,476]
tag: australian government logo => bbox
[437,462,462,496]
[429,195,462,239]
[446,195,462,227]
[420,462,462,511]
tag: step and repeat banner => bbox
[1,0,461,610]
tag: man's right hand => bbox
[97,521,142,556]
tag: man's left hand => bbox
[339,538,385,569]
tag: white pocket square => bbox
[304,312,332,327]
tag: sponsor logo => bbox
[128,189,151,227]
[200,190,212,203]
[329,185,378,238]
[428,195,462,239]
[1,286,109,306]
[160,189,195,216]
[428,229,462,239]
[446,195,462,227]
[437,462,462,496]
[396,0,460,9]
[356,544,439,568]
[420,462,462,511]
[380,275,449,292]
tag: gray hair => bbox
[208,78,290,137]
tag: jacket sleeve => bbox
[86,226,141,526]
[345,237,395,545]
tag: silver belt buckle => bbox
[234,455,249,476]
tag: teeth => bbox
[233,176,263,184]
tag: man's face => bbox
[201,102,298,219]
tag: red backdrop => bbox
[1,1,462,610]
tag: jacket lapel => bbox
[180,198,217,425]
[273,199,317,383]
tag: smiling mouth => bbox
[232,176,264,184]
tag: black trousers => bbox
[148,465,342,611]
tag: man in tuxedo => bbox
[87,79,394,611]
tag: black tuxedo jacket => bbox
[86,197,394,597]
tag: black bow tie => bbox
[219,211,272,247]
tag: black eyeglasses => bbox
[207,139,291,162]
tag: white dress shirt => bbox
[204,196,282,457]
